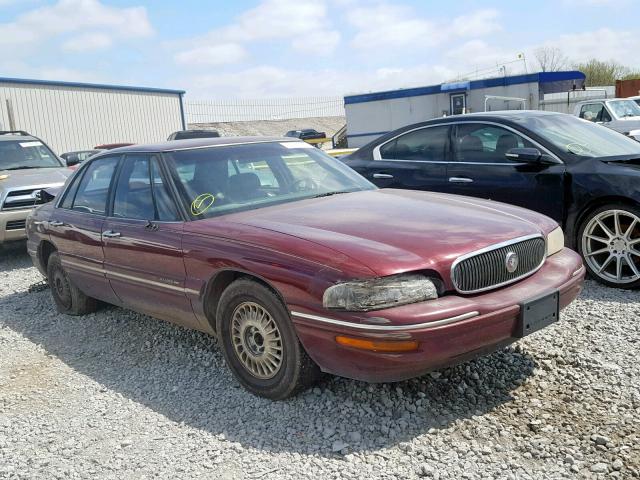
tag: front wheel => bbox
[216,279,321,400]
[47,252,98,315]
[578,204,640,288]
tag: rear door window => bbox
[71,156,119,215]
[379,126,449,161]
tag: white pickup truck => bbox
[573,98,640,141]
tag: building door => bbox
[450,94,466,115]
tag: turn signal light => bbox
[335,336,419,352]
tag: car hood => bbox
[222,189,556,279]
[608,118,640,132]
[0,167,70,191]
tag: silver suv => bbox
[0,131,70,244]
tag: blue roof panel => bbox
[344,71,586,105]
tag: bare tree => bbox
[573,59,637,86]
[534,47,568,72]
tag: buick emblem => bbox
[505,251,519,273]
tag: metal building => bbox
[0,77,186,154]
[343,71,586,147]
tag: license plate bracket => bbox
[516,290,559,338]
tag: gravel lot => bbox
[1,242,638,479]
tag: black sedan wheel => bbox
[579,205,640,288]
[216,278,321,400]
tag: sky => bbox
[0,0,637,100]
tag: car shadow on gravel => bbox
[0,283,543,457]
[0,242,32,272]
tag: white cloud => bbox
[174,0,341,67]
[0,0,153,51]
[62,33,112,52]
[347,4,440,50]
[175,43,248,67]
[541,28,640,68]
[451,9,501,37]
[346,4,502,52]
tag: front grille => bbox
[452,236,546,294]
[5,219,26,231]
[2,188,47,211]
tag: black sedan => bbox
[343,111,640,288]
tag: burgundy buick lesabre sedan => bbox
[26,137,585,399]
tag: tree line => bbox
[534,47,640,86]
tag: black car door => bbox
[349,125,451,192]
[445,122,566,223]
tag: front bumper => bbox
[0,209,31,243]
[291,248,585,383]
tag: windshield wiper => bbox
[312,191,350,198]
[3,166,44,170]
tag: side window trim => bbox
[158,153,189,222]
[150,156,182,223]
[57,155,122,215]
[373,125,451,163]
[56,166,88,210]
[374,121,562,165]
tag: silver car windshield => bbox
[608,99,640,119]
[512,114,640,158]
[165,142,376,218]
[0,140,62,170]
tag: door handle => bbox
[373,173,394,179]
[103,230,121,238]
[49,220,65,227]
[448,177,474,183]
[145,221,159,232]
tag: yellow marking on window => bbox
[191,193,215,216]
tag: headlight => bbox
[546,226,564,256]
[323,273,438,311]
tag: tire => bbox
[46,252,98,315]
[577,203,640,289]
[216,278,320,400]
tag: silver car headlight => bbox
[323,273,439,311]
[546,226,564,257]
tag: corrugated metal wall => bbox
[185,96,345,123]
[0,81,184,154]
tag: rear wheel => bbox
[47,252,98,315]
[578,204,640,288]
[216,278,320,399]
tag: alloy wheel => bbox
[230,301,283,379]
[582,209,640,284]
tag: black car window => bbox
[150,157,179,221]
[113,155,155,220]
[379,126,449,161]
[72,157,119,215]
[453,124,534,163]
[59,171,83,209]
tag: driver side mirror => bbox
[505,147,542,163]
[64,154,80,167]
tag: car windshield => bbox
[511,114,640,158]
[0,140,62,170]
[607,99,640,118]
[165,141,376,218]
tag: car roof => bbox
[102,136,305,154]
[0,134,39,142]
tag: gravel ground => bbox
[0,242,638,480]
